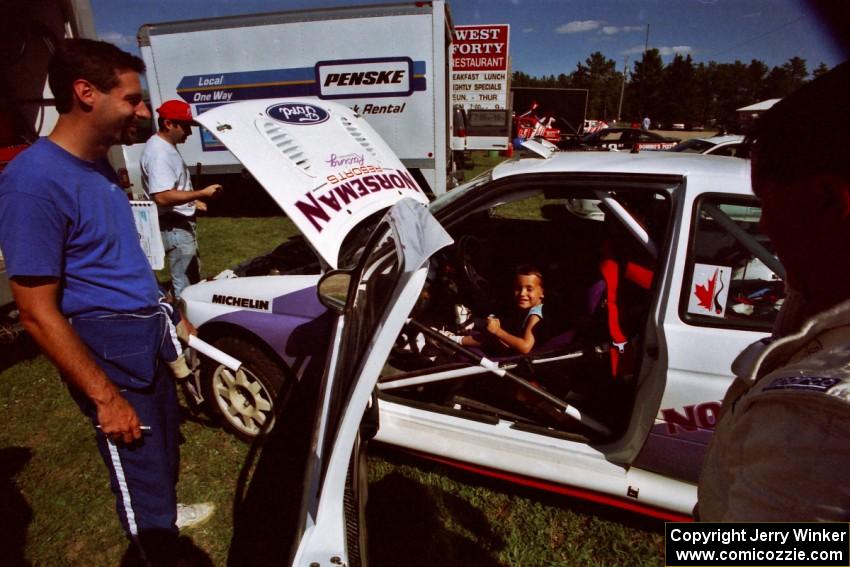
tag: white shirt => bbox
[140,134,195,217]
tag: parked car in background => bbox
[669,135,746,157]
[578,127,680,151]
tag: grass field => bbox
[0,152,666,566]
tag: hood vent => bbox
[338,115,379,159]
[258,120,312,174]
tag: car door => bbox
[287,198,452,566]
[639,189,784,482]
[225,199,451,566]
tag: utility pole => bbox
[617,56,629,123]
[644,24,650,53]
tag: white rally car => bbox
[181,99,784,565]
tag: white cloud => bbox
[99,31,135,47]
[660,45,693,56]
[622,45,693,56]
[523,27,535,33]
[558,21,644,35]
[556,20,604,34]
[601,25,644,35]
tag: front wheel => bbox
[200,336,292,442]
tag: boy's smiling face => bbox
[515,273,544,309]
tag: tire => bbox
[200,336,292,442]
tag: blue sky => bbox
[92,0,845,77]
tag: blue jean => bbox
[161,225,200,298]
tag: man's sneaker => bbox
[176,502,215,529]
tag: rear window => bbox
[671,139,713,154]
[468,110,508,127]
[681,195,785,331]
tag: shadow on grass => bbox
[367,471,506,567]
[0,333,40,374]
[119,534,214,567]
[0,447,33,567]
[371,444,667,535]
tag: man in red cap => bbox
[141,99,223,298]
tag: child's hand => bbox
[486,316,501,334]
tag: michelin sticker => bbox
[210,293,273,312]
[688,263,731,318]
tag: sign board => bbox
[130,201,165,270]
[140,5,445,181]
[451,24,510,110]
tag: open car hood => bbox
[195,99,429,268]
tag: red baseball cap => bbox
[156,100,198,125]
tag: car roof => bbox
[490,150,752,193]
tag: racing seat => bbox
[597,239,654,379]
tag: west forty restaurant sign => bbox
[451,24,510,110]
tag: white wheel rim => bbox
[212,364,275,436]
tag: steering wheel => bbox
[455,235,491,297]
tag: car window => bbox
[598,130,623,142]
[709,143,742,157]
[671,139,713,153]
[682,196,785,331]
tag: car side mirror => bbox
[317,270,352,312]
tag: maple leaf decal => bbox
[694,269,718,310]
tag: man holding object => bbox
[0,39,211,563]
[141,99,222,298]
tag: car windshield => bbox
[670,138,714,153]
[430,169,493,214]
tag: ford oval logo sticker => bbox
[266,103,329,125]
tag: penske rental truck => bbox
[125,1,459,198]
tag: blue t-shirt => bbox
[0,139,158,316]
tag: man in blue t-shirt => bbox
[0,39,211,564]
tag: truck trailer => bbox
[125,1,457,198]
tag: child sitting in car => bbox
[447,265,546,355]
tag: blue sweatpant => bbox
[67,308,180,560]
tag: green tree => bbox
[745,59,770,101]
[764,57,808,97]
[661,53,697,126]
[570,51,620,120]
[512,70,532,87]
[626,48,664,124]
[813,62,831,78]
[708,60,750,129]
